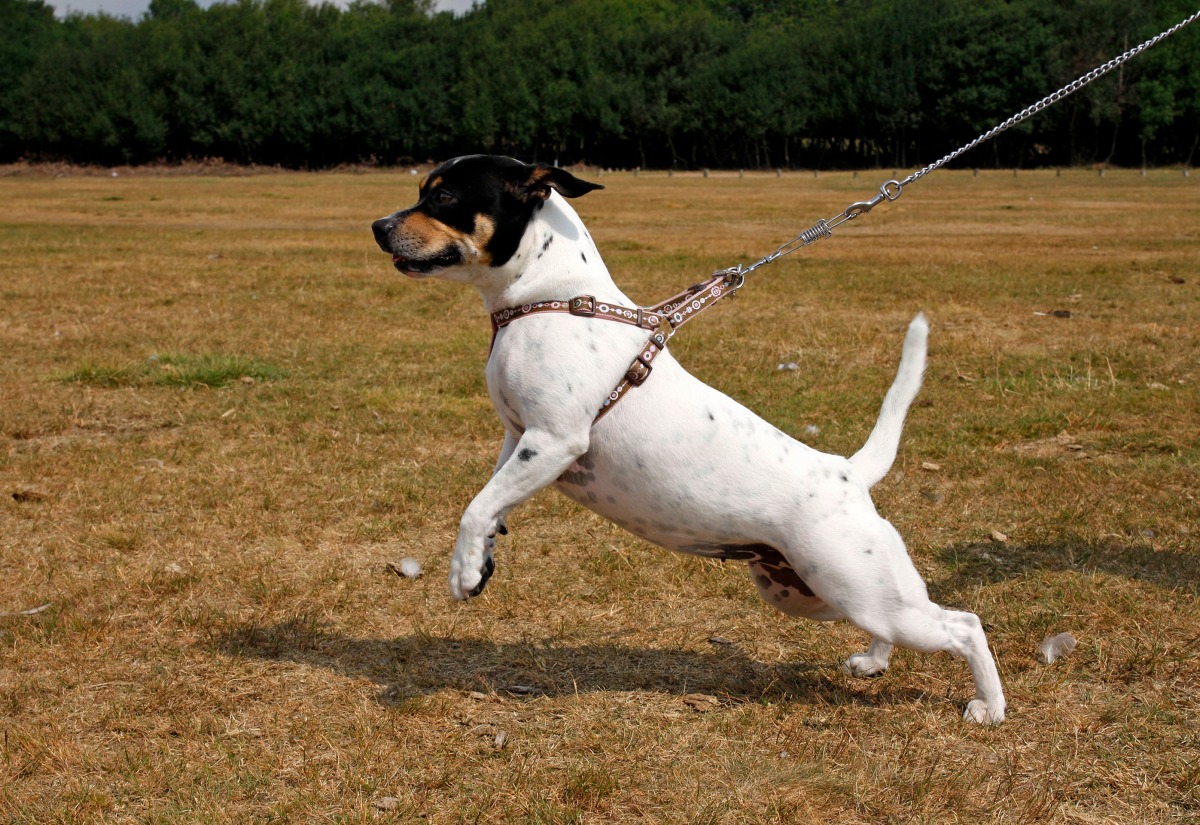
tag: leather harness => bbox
[489,268,744,422]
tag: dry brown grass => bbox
[1,166,1197,823]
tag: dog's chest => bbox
[484,315,646,433]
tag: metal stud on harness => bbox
[492,9,1200,422]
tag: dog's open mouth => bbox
[391,251,460,277]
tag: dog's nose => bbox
[371,217,394,251]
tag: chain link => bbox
[735,9,1200,277]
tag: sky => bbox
[50,0,477,19]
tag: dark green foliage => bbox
[0,0,1197,168]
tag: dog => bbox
[371,155,1006,723]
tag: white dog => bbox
[371,155,1005,723]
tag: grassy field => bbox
[1,165,1197,823]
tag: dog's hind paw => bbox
[963,699,1005,724]
[842,653,889,678]
[842,640,893,678]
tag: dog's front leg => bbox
[449,426,589,600]
[478,431,518,577]
[489,430,518,537]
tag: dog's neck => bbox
[468,194,633,313]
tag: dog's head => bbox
[371,155,603,279]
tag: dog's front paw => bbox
[963,699,1006,724]
[448,550,495,600]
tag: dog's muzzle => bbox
[371,215,461,277]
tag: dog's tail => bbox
[849,313,928,488]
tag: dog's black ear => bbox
[507,163,604,202]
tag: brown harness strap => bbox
[490,268,743,422]
[491,295,663,332]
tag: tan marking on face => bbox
[393,210,466,258]
[392,210,496,267]
[471,214,496,265]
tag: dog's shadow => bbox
[212,538,1193,711]
[212,619,926,710]
[932,539,1199,598]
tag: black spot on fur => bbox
[518,448,537,461]
[580,252,588,263]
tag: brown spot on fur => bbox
[741,545,816,597]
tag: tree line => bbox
[2,0,1198,170]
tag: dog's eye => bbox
[432,190,457,206]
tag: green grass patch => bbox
[59,361,135,387]
[149,354,285,388]
[60,353,284,389]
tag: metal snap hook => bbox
[844,194,883,219]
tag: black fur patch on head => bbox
[409,155,602,269]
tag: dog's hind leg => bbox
[851,589,1005,722]
[795,519,1006,723]
[854,600,1006,723]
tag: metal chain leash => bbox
[727,8,1200,281]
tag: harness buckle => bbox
[569,295,597,317]
[625,359,652,386]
